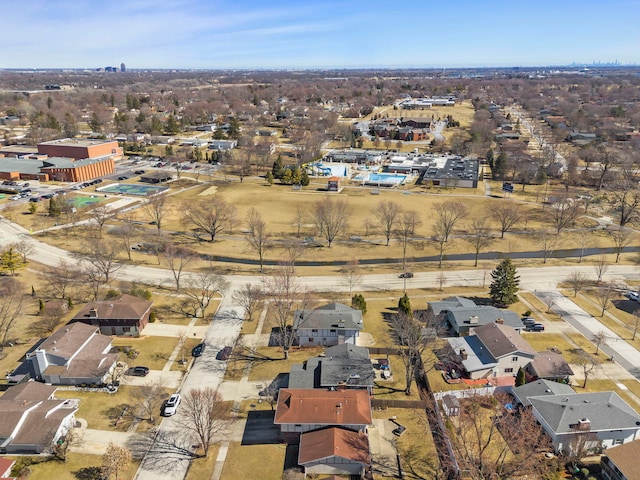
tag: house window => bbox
[613,438,623,445]
[504,368,514,373]
[330,329,336,333]
[308,338,314,342]
[311,329,318,333]
[123,327,130,333]
[512,356,518,362]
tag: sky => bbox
[3,0,640,69]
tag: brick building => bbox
[40,157,115,182]
[37,138,123,161]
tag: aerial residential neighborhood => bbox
[0,3,639,480]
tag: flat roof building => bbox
[37,138,123,161]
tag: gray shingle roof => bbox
[529,392,640,434]
[294,303,363,331]
[511,379,575,407]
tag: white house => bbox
[293,303,363,347]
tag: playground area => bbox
[308,162,352,178]
[96,183,168,196]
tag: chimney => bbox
[496,318,504,324]
[89,308,98,318]
[577,418,591,431]
[460,348,468,360]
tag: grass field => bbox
[219,443,287,480]
[14,453,139,480]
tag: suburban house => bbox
[526,392,640,454]
[510,379,577,408]
[11,322,119,385]
[525,350,574,383]
[447,322,537,380]
[288,344,376,392]
[298,427,371,477]
[274,388,372,441]
[0,381,77,454]
[428,296,524,336]
[293,303,363,347]
[600,439,640,480]
[71,294,153,336]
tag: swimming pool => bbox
[355,172,408,186]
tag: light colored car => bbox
[625,291,639,302]
[163,393,181,416]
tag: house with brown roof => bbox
[447,322,537,380]
[0,457,15,478]
[601,438,640,480]
[526,350,574,383]
[0,381,77,454]
[19,322,118,385]
[72,294,153,336]
[298,427,371,476]
[274,389,372,442]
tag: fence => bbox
[371,399,427,410]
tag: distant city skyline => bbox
[4,0,640,69]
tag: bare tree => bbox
[174,387,230,457]
[596,283,614,317]
[340,257,362,297]
[464,218,494,267]
[10,239,34,262]
[292,206,306,237]
[183,269,229,318]
[433,200,467,242]
[577,351,598,388]
[265,265,314,359]
[141,194,169,233]
[538,230,561,264]
[90,205,112,238]
[395,210,421,272]
[132,379,165,423]
[592,330,607,355]
[163,243,194,291]
[111,217,138,261]
[311,197,351,247]
[245,208,271,273]
[549,196,582,234]
[101,442,132,480]
[79,237,123,285]
[608,227,635,263]
[232,283,263,322]
[374,200,401,246]
[183,197,236,242]
[611,173,639,227]
[493,201,521,238]
[0,278,23,353]
[44,259,80,300]
[566,271,589,297]
[594,256,609,284]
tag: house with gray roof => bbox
[294,303,363,347]
[528,392,640,454]
[0,381,77,454]
[510,379,576,407]
[447,322,536,379]
[289,344,375,392]
[428,296,524,336]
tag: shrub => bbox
[351,294,367,314]
[398,293,412,316]
[130,284,152,300]
[524,309,532,317]
[105,289,120,299]
[149,311,157,323]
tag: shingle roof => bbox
[298,427,370,465]
[510,379,575,407]
[293,303,363,331]
[529,392,640,434]
[38,322,99,359]
[275,389,372,426]
[473,323,535,359]
[72,294,152,321]
[428,296,477,315]
[528,351,574,379]
[603,439,640,480]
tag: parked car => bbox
[131,366,150,376]
[134,170,145,175]
[522,317,536,326]
[29,197,41,202]
[624,291,639,302]
[399,272,414,279]
[525,323,545,332]
[118,176,128,181]
[163,393,181,416]
[191,343,206,357]
[216,346,233,360]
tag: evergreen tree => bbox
[272,155,284,179]
[351,294,367,314]
[48,197,61,217]
[281,168,293,185]
[265,171,274,185]
[515,366,526,386]
[228,117,240,139]
[486,148,494,169]
[0,246,26,275]
[165,114,180,134]
[398,293,412,316]
[493,151,507,179]
[300,168,310,186]
[489,258,520,306]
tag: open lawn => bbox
[219,443,287,480]
[373,354,421,401]
[184,446,220,480]
[170,337,201,371]
[14,453,139,480]
[112,335,179,370]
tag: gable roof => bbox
[529,392,640,434]
[511,379,576,407]
[73,294,152,321]
[603,439,640,480]
[528,351,574,379]
[299,427,370,465]
[275,389,372,426]
[294,303,363,331]
[0,381,56,403]
[38,322,99,359]
[473,323,535,358]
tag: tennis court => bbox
[96,183,168,196]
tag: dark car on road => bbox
[399,272,414,278]
[525,323,545,332]
[216,346,232,360]
[191,343,206,357]
[131,366,150,376]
